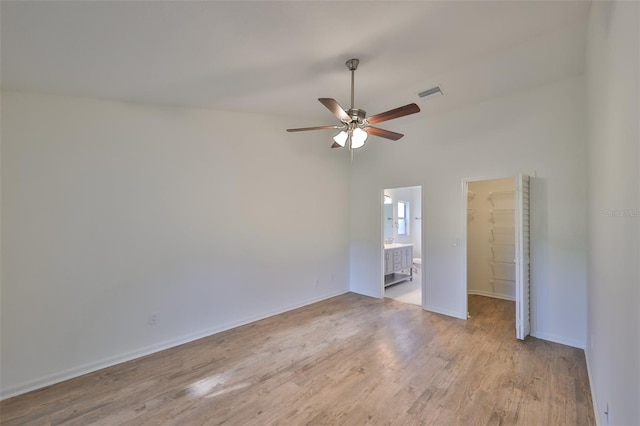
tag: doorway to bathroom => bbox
[382,185,423,307]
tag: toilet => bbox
[413,257,422,274]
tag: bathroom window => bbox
[398,201,409,235]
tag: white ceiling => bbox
[1,1,590,122]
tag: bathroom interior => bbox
[382,186,422,306]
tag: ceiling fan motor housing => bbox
[349,108,366,124]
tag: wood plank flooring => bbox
[0,294,595,425]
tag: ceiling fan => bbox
[287,58,420,150]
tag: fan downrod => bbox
[346,58,359,109]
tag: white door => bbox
[515,174,531,340]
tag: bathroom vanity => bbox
[384,243,413,287]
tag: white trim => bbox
[380,188,386,299]
[462,179,469,320]
[529,330,584,349]
[420,185,426,310]
[0,289,349,401]
[467,289,515,302]
[584,350,602,426]
[381,185,425,310]
[528,172,537,341]
[423,304,466,320]
[462,174,517,322]
[352,288,381,299]
[463,174,531,335]
[515,173,531,340]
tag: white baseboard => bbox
[423,304,467,320]
[350,287,382,299]
[584,350,601,426]
[529,330,585,349]
[0,288,349,401]
[355,289,466,320]
[467,289,515,302]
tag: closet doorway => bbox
[382,186,423,307]
[464,175,531,339]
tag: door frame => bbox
[514,173,531,339]
[461,174,517,322]
[380,185,425,308]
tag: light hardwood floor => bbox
[1,294,594,425]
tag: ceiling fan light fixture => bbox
[351,127,368,149]
[333,131,348,147]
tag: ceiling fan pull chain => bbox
[347,130,353,163]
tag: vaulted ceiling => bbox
[1,1,590,120]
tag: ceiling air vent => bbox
[418,86,444,99]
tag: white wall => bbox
[350,75,588,347]
[0,91,351,398]
[585,2,640,425]
[467,178,515,300]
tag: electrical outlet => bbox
[314,279,320,287]
[148,312,159,325]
